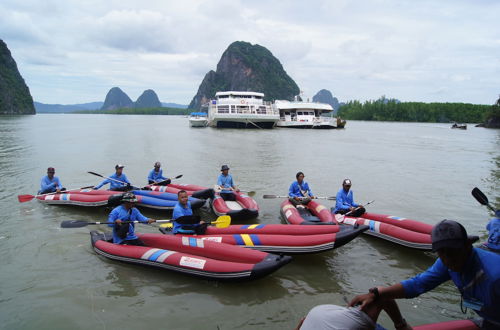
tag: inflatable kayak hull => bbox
[212,192,259,221]
[334,214,432,250]
[413,319,478,329]
[148,184,215,200]
[160,225,367,254]
[36,193,118,207]
[91,231,291,281]
[280,200,336,225]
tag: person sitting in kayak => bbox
[93,164,132,191]
[147,161,170,185]
[39,167,66,194]
[172,190,206,235]
[333,179,365,217]
[217,164,239,201]
[348,220,500,329]
[107,192,155,245]
[288,172,315,207]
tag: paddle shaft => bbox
[88,171,128,186]
[149,174,183,186]
[262,195,335,200]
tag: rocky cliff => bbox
[189,41,300,110]
[101,87,134,110]
[312,89,340,113]
[135,89,161,108]
[0,39,35,115]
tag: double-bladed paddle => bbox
[335,200,375,223]
[61,215,231,229]
[88,171,129,186]
[263,194,336,200]
[149,174,183,186]
[17,185,95,203]
[214,185,256,197]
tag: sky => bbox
[1,0,499,105]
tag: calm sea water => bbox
[0,115,498,330]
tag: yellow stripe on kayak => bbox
[247,224,260,229]
[241,234,254,246]
[316,204,326,212]
[282,204,295,211]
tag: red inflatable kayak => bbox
[159,225,367,254]
[37,193,117,207]
[147,183,215,200]
[91,231,291,281]
[413,319,478,329]
[211,192,259,220]
[362,212,433,234]
[204,224,341,235]
[280,200,337,225]
[334,214,432,250]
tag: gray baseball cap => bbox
[431,219,478,252]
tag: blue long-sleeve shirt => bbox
[148,169,167,183]
[39,175,62,194]
[172,201,195,234]
[288,181,314,198]
[334,188,358,213]
[401,248,500,324]
[94,173,131,190]
[107,205,148,244]
[217,174,235,193]
[486,217,500,251]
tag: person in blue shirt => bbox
[39,167,65,194]
[172,190,206,235]
[107,192,155,245]
[333,179,365,217]
[217,165,239,201]
[147,161,170,185]
[484,210,500,252]
[94,164,132,191]
[349,219,500,329]
[288,171,315,206]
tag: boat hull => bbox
[280,200,336,225]
[91,231,291,281]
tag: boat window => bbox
[217,105,230,113]
[285,112,290,116]
[297,112,303,115]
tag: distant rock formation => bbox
[135,89,161,108]
[313,89,340,113]
[101,87,134,110]
[482,95,500,128]
[0,39,35,115]
[35,101,103,113]
[189,41,300,110]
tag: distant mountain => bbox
[161,102,187,109]
[0,39,35,115]
[189,41,300,110]
[101,87,134,110]
[35,101,103,113]
[313,89,340,114]
[135,89,161,108]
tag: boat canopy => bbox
[190,112,207,116]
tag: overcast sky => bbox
[1,0,499,105]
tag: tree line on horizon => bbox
[337,96,495,123]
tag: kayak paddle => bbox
[263,194,336,200]
[18,185,95,203]
[472,187,496,212]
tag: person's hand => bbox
[56,189,61,193]
[310,196,315,199]
[348,293,375,311]
[235,188,240,192]
[147,219,155,224]
[294,197,300,201]
[115,219,122,225]
[93,187,98,190]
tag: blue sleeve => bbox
[335,190,349,211]
[289,182,298,197]
[40,177,50,191]
[121,174,131,184]
[401,258,451,298]
[131,208,147,222]
[159,169,166,180]
[148,169,154,181]
[217,175,223,186]
[107,208,119,227]
[55,177,62,189]
[94,179,109,190]
[350,191,359,207]
[173,205,182,220]
[229,175,235,187]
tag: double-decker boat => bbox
[273,99,346,129]
[207,91,279,128]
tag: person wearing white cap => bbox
[93,164,132,191]
[147,161,169,185]
[347,220,500,329]
[333,179,365,217]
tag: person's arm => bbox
[289,182,299,198]
[107,208,119,227]
[306,183,314,198]
[335,191,349,211]
[172,205,181,220]
[217,175,224,188]
[121,174,131,185]
[40,177,50,191]
[55,177,62,190]
[147,170,154,182]
[94,179,108,190]
[131,208,148,222]
[349,191,359,207]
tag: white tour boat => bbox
[188,112,208,127]
[207,91,279,128]
[273,99,346,129]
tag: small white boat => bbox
[273,98,346,129]
[189,112,208,127]
[206,91,279,128]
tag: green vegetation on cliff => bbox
[338,97,491,123]
[0,39,35,115]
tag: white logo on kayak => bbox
[180,256,206,269]
[201,237,223,243]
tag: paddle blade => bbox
[472,187,489,206]
[326,196,336,200]
[212,215,231,228]
[173,174,183,179]
[61,220,90,228]
[18,194,35,203]
[245,191,256,197]
[262,194,277,199]
[87,171,103,178]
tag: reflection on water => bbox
[0,115,499,329]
